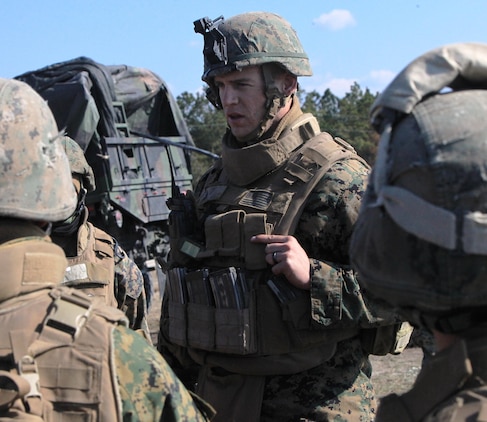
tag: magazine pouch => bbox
[165,266,257,355]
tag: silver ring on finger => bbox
[272,251,279,264]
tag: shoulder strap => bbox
[92,225,115,258]
[0,370,32,414]
[274,133,368,235]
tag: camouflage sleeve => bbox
[112,326,215,421]
[113,243,150,336]
[296,158,394,328]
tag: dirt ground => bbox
[369,347,422,398]
[147,282,423,400]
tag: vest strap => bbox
[43,288,92,340]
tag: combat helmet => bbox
[61,136,96,193]
[51,136,96,237]
[194,12,312,83]
[0,78,76,222]
[350,43,487,333]
[194,12,312,142]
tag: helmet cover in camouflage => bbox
[195,12,312,82]
[0,78,77,222]
[61,136,96,192]
[350,43,487,329]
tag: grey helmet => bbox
[0,78,77,222]
[350,43,487,333]
[194,12,312,141]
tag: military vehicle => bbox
[15,56,217,293]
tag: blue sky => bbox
[2,1,486,98]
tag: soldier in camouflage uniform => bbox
[0,77,214,421]
[50,136,150,337]
[158,12,400,422]
[350,42,487,421]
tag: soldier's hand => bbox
[251,234,311,290]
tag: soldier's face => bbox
[214,66,267,142]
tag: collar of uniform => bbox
[221,100,314,186]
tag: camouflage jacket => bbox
[160,102,398,376]
[113,239,150,335]
[193,105,391,332]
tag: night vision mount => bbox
[194,15,227,66]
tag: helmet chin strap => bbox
[51,186,87,237]
[235,65,291,145]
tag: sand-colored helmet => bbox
[61,136,96,193]
[350,43,487,333]
[0,78,77,222]
[195,12,312,83]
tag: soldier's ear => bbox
[281,72,298,96]
[72,177,82,195]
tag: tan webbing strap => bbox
[8,330,43,416]
[41,288,92,341]
[18,356,43,416]
[0,370,30,410]
[274,135,358,235]
[9,330,34,366]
